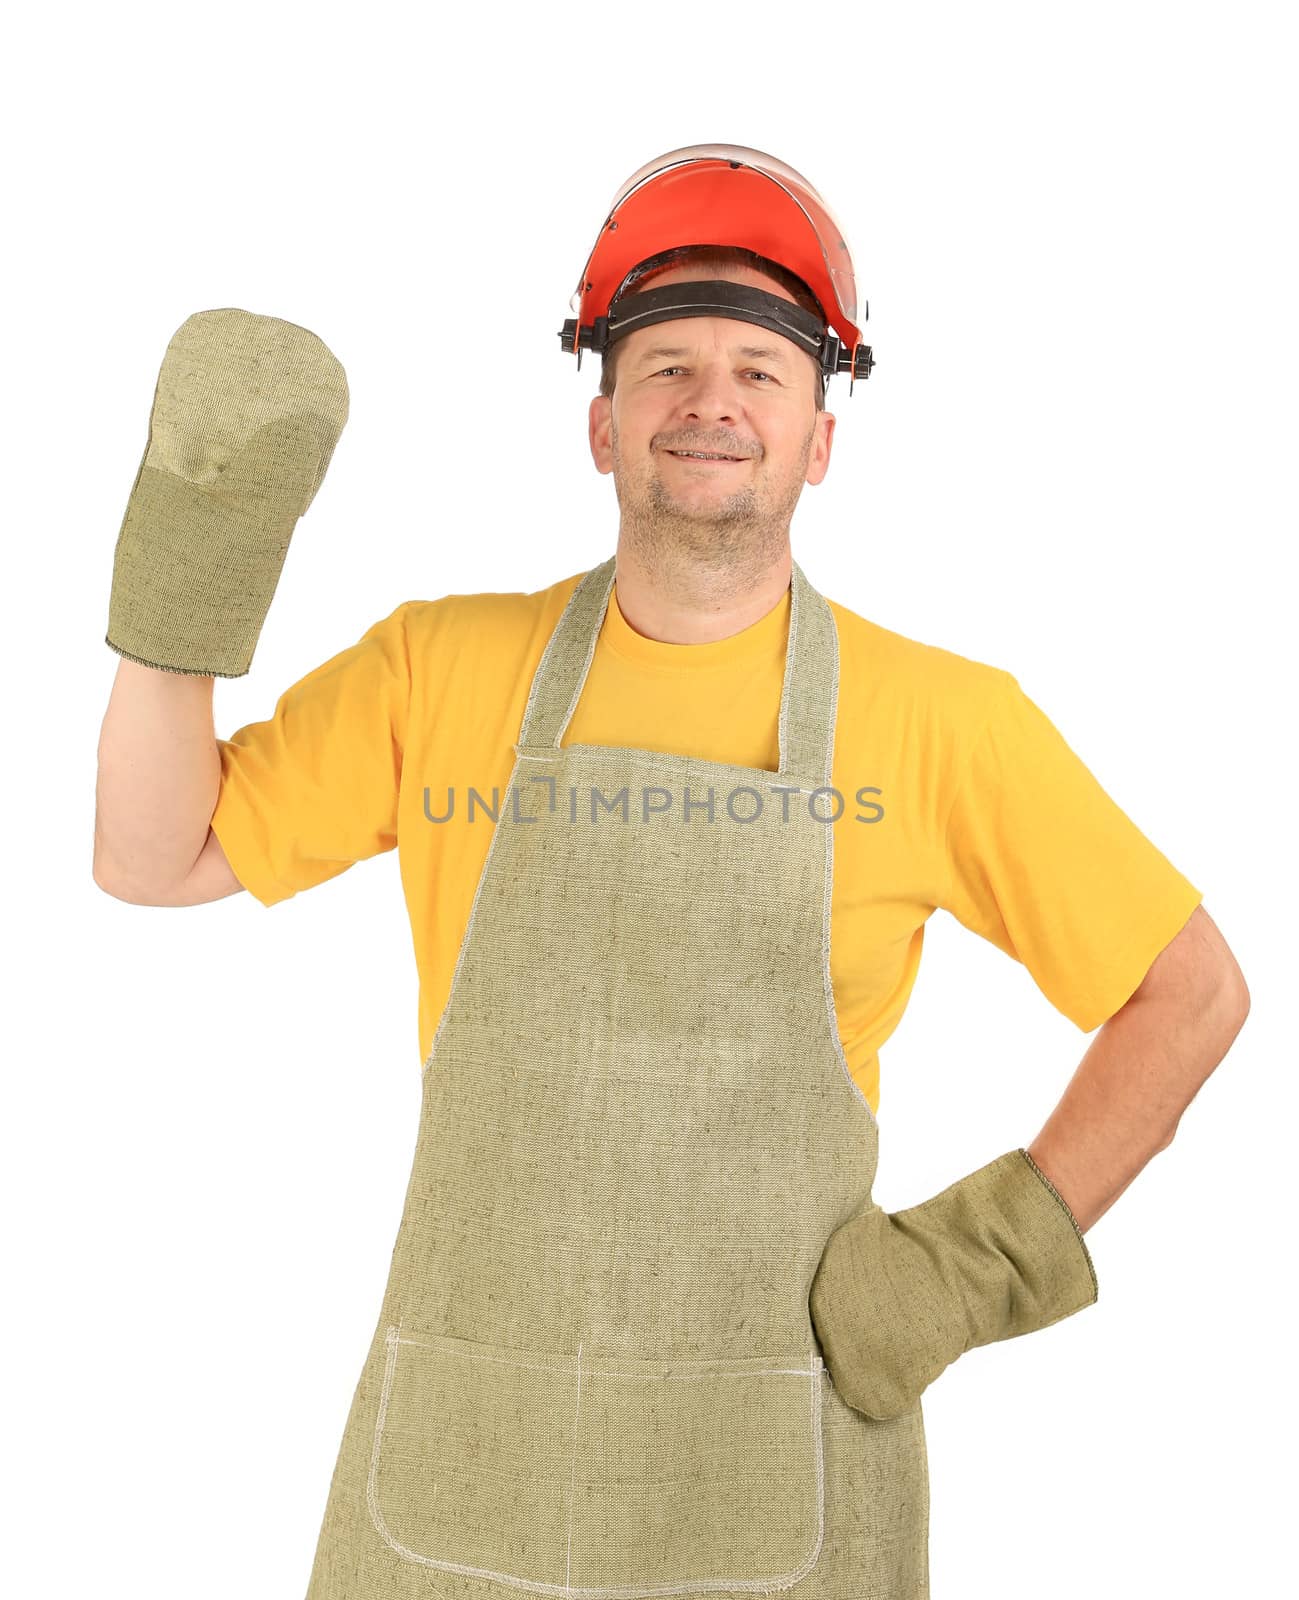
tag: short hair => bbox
[597,245,827,410]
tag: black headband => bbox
[558,278,874,384]
[605,280,828,359]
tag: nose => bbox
[673,362,742,425]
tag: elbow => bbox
[91,849,124,900]
[92,822,134,902]
[92,860,143,903]
[1210,924,1251,1029]
[92,851,160,905]
[1181,945,1251,1048]
[1190,969,1251,1079]
[1216,964,1252,1042]
[1148,970,1250,1160]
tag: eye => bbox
[652,367,776,382]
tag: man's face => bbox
[587,264,836,559]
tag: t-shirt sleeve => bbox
[939,669,1203,1032]
[209,602,415,907]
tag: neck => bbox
[611,535,792,645]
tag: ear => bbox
[805,409,836,487]
[589,394,614,476]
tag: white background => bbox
[4,2,1292,1595]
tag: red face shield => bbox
[558,145,875,392]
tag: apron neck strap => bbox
[517,555,838,787]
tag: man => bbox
[93,145,1248,1599]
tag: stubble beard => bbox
[610,418,816,583]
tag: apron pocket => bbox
[567,1344,826,1592]
[368,1324,826,1595]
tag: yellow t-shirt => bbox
[210,566,1202,1114]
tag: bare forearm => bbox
[93,658,221,899]
[1026,973,1248,1234]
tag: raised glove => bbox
[809,1148,1098,1420]
[106,307,349,678]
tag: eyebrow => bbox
[633,343,790,369]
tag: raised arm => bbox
[90,306,350,906]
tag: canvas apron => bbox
[305,556,931,1600]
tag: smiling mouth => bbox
[664,450,749,463]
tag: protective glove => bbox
[106,307,349,678]
[809,1148,1098,1420]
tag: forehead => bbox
[625,334,796,369]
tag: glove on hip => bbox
[809,1148,1098,1421]
[106,307,349,677]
